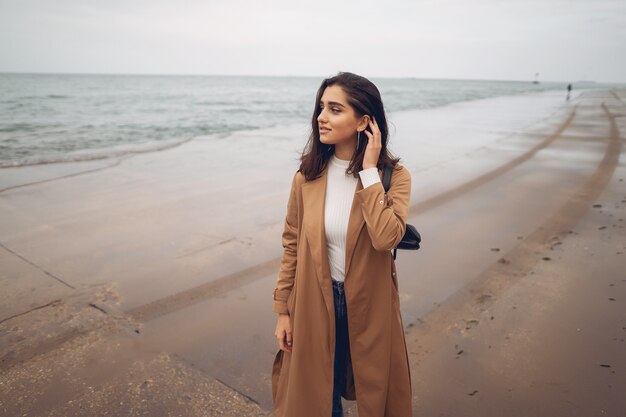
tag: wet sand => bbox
[399,92,626,416]
[1,88,625,416]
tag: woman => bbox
[271,72,412,417]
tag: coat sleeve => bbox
[355,165,411,252]
[272,170,300,314]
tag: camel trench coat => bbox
[271,162,413,417]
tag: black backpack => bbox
[382,165,421,260]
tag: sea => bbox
[0,73,619,168]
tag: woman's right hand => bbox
[275,313,292,353]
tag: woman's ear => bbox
[357,114,370,132]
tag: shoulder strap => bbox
[382,165,392,192]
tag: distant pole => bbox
[533,72,540,84]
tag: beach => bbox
[1,87,625,416]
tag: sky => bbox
[1,0,625,83]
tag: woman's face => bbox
[317,85,366,146]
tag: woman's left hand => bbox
[362,116,382,169]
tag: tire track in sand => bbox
[404,100,623,367]
[408,104,577,216]
[127,105,579,322]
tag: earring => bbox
[357,130,361,149]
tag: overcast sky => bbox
[1,0,625,82]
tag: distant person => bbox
[567,83,572,101]
[271,72,413,417]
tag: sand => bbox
[399,92,626,416]
[1,87,625,416]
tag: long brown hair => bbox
[298,72,401,181]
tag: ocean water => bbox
[0,73,616,168]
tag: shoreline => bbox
[0,87,589,182]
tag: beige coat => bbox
[271,162,413,417]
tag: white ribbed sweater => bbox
[325,153,381,282]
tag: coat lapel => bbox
[344,172,366,280]
[301,164,382,306]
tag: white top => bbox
[324,153,381,282]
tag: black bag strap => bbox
[381,165,396,259]
[382,165,392,193]
[380,164,421,260]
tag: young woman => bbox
[271,72,413,417]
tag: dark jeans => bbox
[332,278,350,417]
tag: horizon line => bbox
[0,70,620,85]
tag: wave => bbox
[0,136,196,168]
